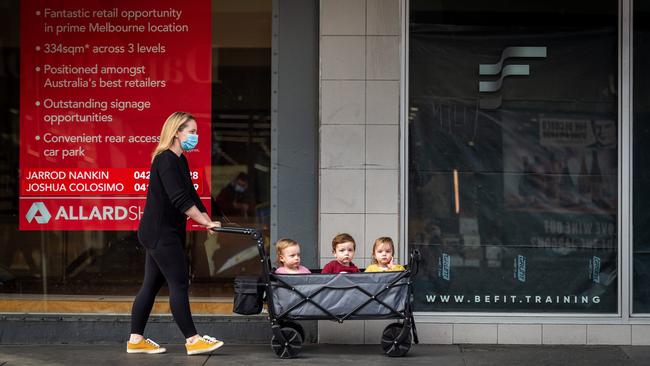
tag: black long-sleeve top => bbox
[137,149,207,249]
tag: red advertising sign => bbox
[19,0,212,230]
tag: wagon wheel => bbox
[280,321,306,341]
[381,323,412,357]
[271,326,303,358]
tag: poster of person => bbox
[498,112,618,312]
[504,115,617,214]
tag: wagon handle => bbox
[210,226,270,272]
[211,226,261,238]
[409,249,421,277]
[407,249,421,344]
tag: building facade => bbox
[2,0,650,346]
[317,0,650,345]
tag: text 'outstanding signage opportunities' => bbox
[19,0,212,230]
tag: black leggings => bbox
[130,241,197,338]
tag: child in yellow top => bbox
[364,237,405,272]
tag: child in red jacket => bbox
[321,233,360,274]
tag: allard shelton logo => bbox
[479,46,547,109]
[25,202,52,224]
[24,201,143,224]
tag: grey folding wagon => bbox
[219,226,420,359]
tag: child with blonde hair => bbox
[364,237,405,272]
[274,238,311,274]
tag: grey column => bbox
[271,0,319,268]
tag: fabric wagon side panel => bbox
[270,272,409,320]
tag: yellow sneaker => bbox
[185,335,224,355]
[126,338,166,354]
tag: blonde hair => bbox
[331,233,355,252]
[275,238,299,267]
[151,111,195,162]
[371,237,395,265]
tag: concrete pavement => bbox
[2,344,650,366]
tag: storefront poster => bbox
[19,0,212,230]
[408,24,618,312]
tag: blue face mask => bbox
[180,133,198,150]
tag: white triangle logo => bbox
[25,202,51,224]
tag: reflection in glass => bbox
[633,1,650,313]
[0,0,271,305]
[409,0,618,312]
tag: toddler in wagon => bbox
[321,233,360,273]
[364,237,405,272]
[274,238,311,274]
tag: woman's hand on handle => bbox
[184,205,220,235]
[205,221,221,236]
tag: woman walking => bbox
[127,111,224,355]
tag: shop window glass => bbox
[633,0,650,314]
[409,0,618,312]
[0,0,270,308]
